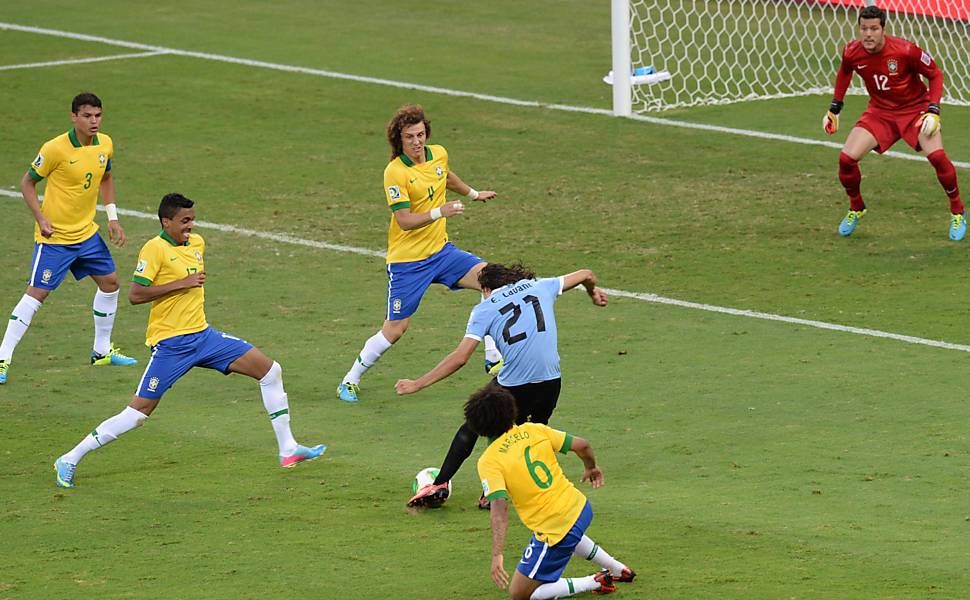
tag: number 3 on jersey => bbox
[498,295,546,345]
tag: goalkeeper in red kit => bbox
[823,5,964,241]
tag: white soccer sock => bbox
[0,294,42,362]
[483,334,502,363]
[62,406,148,465]
[260,361,298,456]
[573,535,627,577]
[342,331,393,385]
[530,575,600,599]
[92,289,120,356]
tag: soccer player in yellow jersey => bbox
[0,93,137,385]
[466,386,636,599]
[337,104,501,402]
[52,193,325,488]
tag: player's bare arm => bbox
[394,336,479,394]
[571,436,604,488]
[128,272,205,305]
[561,269,609,306]
[446,170,496,202]
[392,202,466,231]
[20,171,53,238]
[489,497,510,589]
[99,171,126,247]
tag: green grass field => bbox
[2,2,970,598]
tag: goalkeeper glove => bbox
[823,100,843,135]
[918,103,941,137]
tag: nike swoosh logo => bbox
[856,65,867,70]
[170,257,178,261]
[69,160,79,164]
[409,178,416,183]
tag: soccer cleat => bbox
[592,570,616,595]
[485,358,503,376]
[0,360,8,384]
[54,457,77,488]
[949,212,966,241]
[613,567,637,583]
[336,382,359,402]
[838,209,866,237]
[279,443,327,468]
[407,482,450,508]
[91,344,138,366]
[478,494,491,511]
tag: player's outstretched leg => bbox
[0,294,43,384]
[54,405,149,488]
[257,361,327,467]
[573,535,636,583]
[516,570,616,599]
[926,150,966,241]
[407,423,476,507]
[837,152,866,237]
[337,331,394,402]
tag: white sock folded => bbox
[530,575,600,599]
[342,331,393,385]
[0,294,42,362]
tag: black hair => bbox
[72,92,102,113]
[158,193,195,223]
[478,262,537,291]
[464,384,518,439]
[859,5,887,26]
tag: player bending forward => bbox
[466,385,635,599]
[824,5,964,240]
[53,193,325,488]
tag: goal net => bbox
[613,0,970,113]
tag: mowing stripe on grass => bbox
[2,189,968,354]
[0,51,167,71]
[2,21,967,170]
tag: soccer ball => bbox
[413,467,452,503]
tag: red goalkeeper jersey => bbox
[834,35,943,112]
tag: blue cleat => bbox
[949,212,966,241]
[485,358,503,377]
[280,443,327,468]
[54,457,76,488]
[0,360,8,384]
[91,344,138,366]
[336,382,359,402]
[838,209,866,237]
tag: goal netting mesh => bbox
[628,0,970,111]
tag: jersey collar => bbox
[68,128,100,147]
[159,230,189,246]
[398,146,433,167]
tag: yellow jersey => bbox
[384,144,450,264]
[477,423,587,546]
[28,129,113,244]
[132,232,208,346]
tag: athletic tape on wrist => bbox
[105,204,119,221]
[430,207,443,221]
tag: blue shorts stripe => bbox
[527,542,549,579]
[28,244,44,287]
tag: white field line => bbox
[2,21,968,170]
[0,50,167,71]
[2,189,968,354]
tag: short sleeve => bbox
[537,276,564,300]
[29,141,56,181]
[132,242,161,286]
[464,305,489,341]
[384,165,411,212]
[477,456,508,502]
[538,424,572,455]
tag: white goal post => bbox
[611,0,970,114]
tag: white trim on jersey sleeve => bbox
[556,276,565,296]
[464,333,483,342]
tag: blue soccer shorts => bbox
[516,500,594,582]
[385,242,484,321]
[135,327,254,400]
[27,233,116,290]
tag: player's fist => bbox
[918,112,941,137]
[823,111,839,135]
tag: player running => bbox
[336,104,502,402]
[823,5,964,240]
[0,93,138,385]
[465,385,635,599]
[396,263,607,508]
[53,193,325,488]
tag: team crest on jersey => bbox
[887,58,898,74]
[41,269,52,284]
[194,251,202,262]
[135,259,147,274]
[148,377,159,392]
[435,166,443,177]
[481,479,491,495]
[388,185,401,200]
[98,153,106,166]
[921,51,932,66]
[33,154,44,168]
[392,298,402,313]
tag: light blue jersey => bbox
[465,277,563,387]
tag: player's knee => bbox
[456,423,478,450]
[26,287,49,303]
[259,361,282,386]
[838,152,859,172]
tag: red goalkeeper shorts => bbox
[855,105,926,154]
